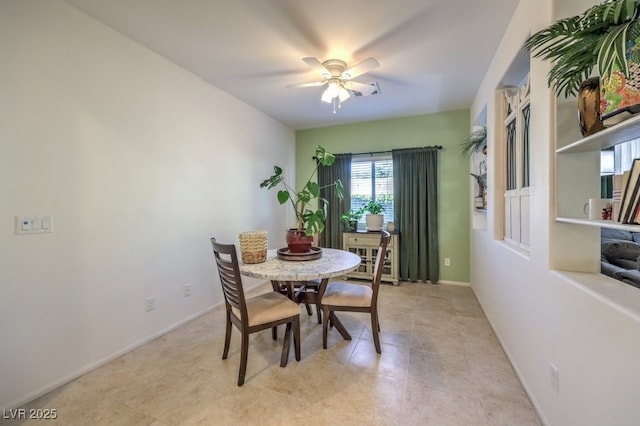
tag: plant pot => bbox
[365,214,384,232]
[600,34,640,126]
[285,229,313,253]
[345,220,358,232]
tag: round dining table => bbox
[239,247,361,340]
[239,247,361,282]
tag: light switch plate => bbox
[15,216,53,235]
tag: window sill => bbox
[497,239,530,260]
[551,270,640,323]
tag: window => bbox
[613,138,640,173]
[502,76,530,249]
[607,138,640,201]
[351,156,394,228]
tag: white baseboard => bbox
[394,280,471,287]
[3,304,218,411]
[471,289,549,426]
[434,280,471,287]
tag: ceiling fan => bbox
[288,57,380,113]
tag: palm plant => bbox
[460,126,487,158]
[524,0,640,98]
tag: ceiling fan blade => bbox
[286,80,328,89]
[343,81,378,96]
[341,57,379,80]
[302,57,331,78]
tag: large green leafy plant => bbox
[525,0,640,98]
[260,145,344,236]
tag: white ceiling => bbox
[63,0,520,130]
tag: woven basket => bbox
[239,231,268,264]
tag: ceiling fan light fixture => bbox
[321,88,333,103]
[321,79,344,103]
[326,80,340,97]
[338,86,350,102]
[293,57,379,111]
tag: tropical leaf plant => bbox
[524,0,640,98]
[260,145,344,236]
[460,126,487,158]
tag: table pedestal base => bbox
[271,279,351,341]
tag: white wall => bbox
[0,0,295,408]
[470,0,640,425]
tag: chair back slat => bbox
[211,238,247,317]
[371,231,391,304]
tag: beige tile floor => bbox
[5,281,540,426]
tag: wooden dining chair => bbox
[211,238,301,386]
[321,230,390,354]
[271,279,323,323]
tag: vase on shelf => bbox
[578,77,605,136]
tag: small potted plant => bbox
[341,208,364,231]
[260,145,344,253]
[362,199,385,231]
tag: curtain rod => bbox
[313,145,443,159]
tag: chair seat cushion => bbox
[232,292,300,326]
[321,282,372,308]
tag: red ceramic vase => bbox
[286,229,313,253]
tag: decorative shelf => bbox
[557,114,640,153]
[556,217,640,231]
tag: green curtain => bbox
[319,153,352,248]
[601,175,613,198]
[392,147,439,282]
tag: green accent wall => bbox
[295,109,471,283]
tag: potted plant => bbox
[460,125,487,158]
[524,0,640,124]
[260,145,344,253]
[341,208,364,231]
[362,199,385,231]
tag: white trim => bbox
[473,284,550,426]
[394,280,470,287]
[501,75,530,250]
[436,280,471,287]
[2,305,218,410]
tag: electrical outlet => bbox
[145,296,155,312]
[444,257,451,267]
[550,363,559,394]
[183,284,192,297]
